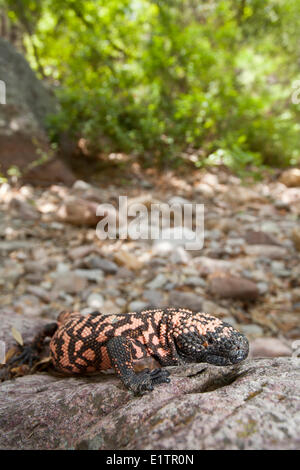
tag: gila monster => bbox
[13,308,249,394]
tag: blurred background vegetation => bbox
[1,0,300,171]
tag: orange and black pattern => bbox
[45,308,249,394]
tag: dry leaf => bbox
[11,326,24,346]
[31,356,52,372]
[5,347,18,363]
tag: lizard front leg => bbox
[107,336,170,395]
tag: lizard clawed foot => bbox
[149,368,170,385]
[128,368,171,395]
[8,345,39,369]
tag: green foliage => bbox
[4,0,300,169]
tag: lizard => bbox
[11,308,249,395]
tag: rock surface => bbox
[0,357,299,450]
[0,313,299,450]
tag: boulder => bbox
[0,38,75,185]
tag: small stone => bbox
[193,257,236,276]
[239,324,264,338]
[184,277,206,287]
[0,240,35,252]
[73,180,92,191]
[115,298,127,307]
[169,291,202,311]
[143,290,164,307]
[56,262,70,273]
[49,222,65,230]
[279,168,300,187]
[222,316,237,327]
[26,286,51,303]
[260,221,280,233]
[9,198,40,220]
[54,272,88,294]
[226,237,244,246]
[249,337,291,358]
[24,261,48,273]
[128,301,149,312]
[69,245,97,260]
[244,245,288,260]
[257,282,269,295]
[0,261,24,284]
[274,200,290,210]
[209,275,259,300]
[87,293,104,309]
[74,269,104,282]
[292,227,300,251]
[83,255,118,274]
[244,230,279,246]
[194,183,214,197]
[100,301,122,315]
[146,274,167,290]
[14,295,42,317]
[57,197,101,226]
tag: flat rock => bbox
[57,197,102,227]
[193,256,236,276]
[244,245,288,260]
[209,275,259,301]
[0,312,299,450]
[0,358,299,450]
[244,230,280,246]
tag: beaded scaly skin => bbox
[18,308,249,394]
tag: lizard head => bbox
[173,311,249,366]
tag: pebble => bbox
[184,277,206,287]
[279,168,300,187]
[257,282,269,295]
[239,324,264,338]
[244,245,288,259]
[54,272,88,294]
[74,269,104,282]
[169,291,203,311]
[209,275,259,300]
[26,286,51,303]
[146,274,167,290]
[128,301,149,312]
[83,254,118,274]
[87,293,104,309]
[249,337,291,358]
[143,290,164,307]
